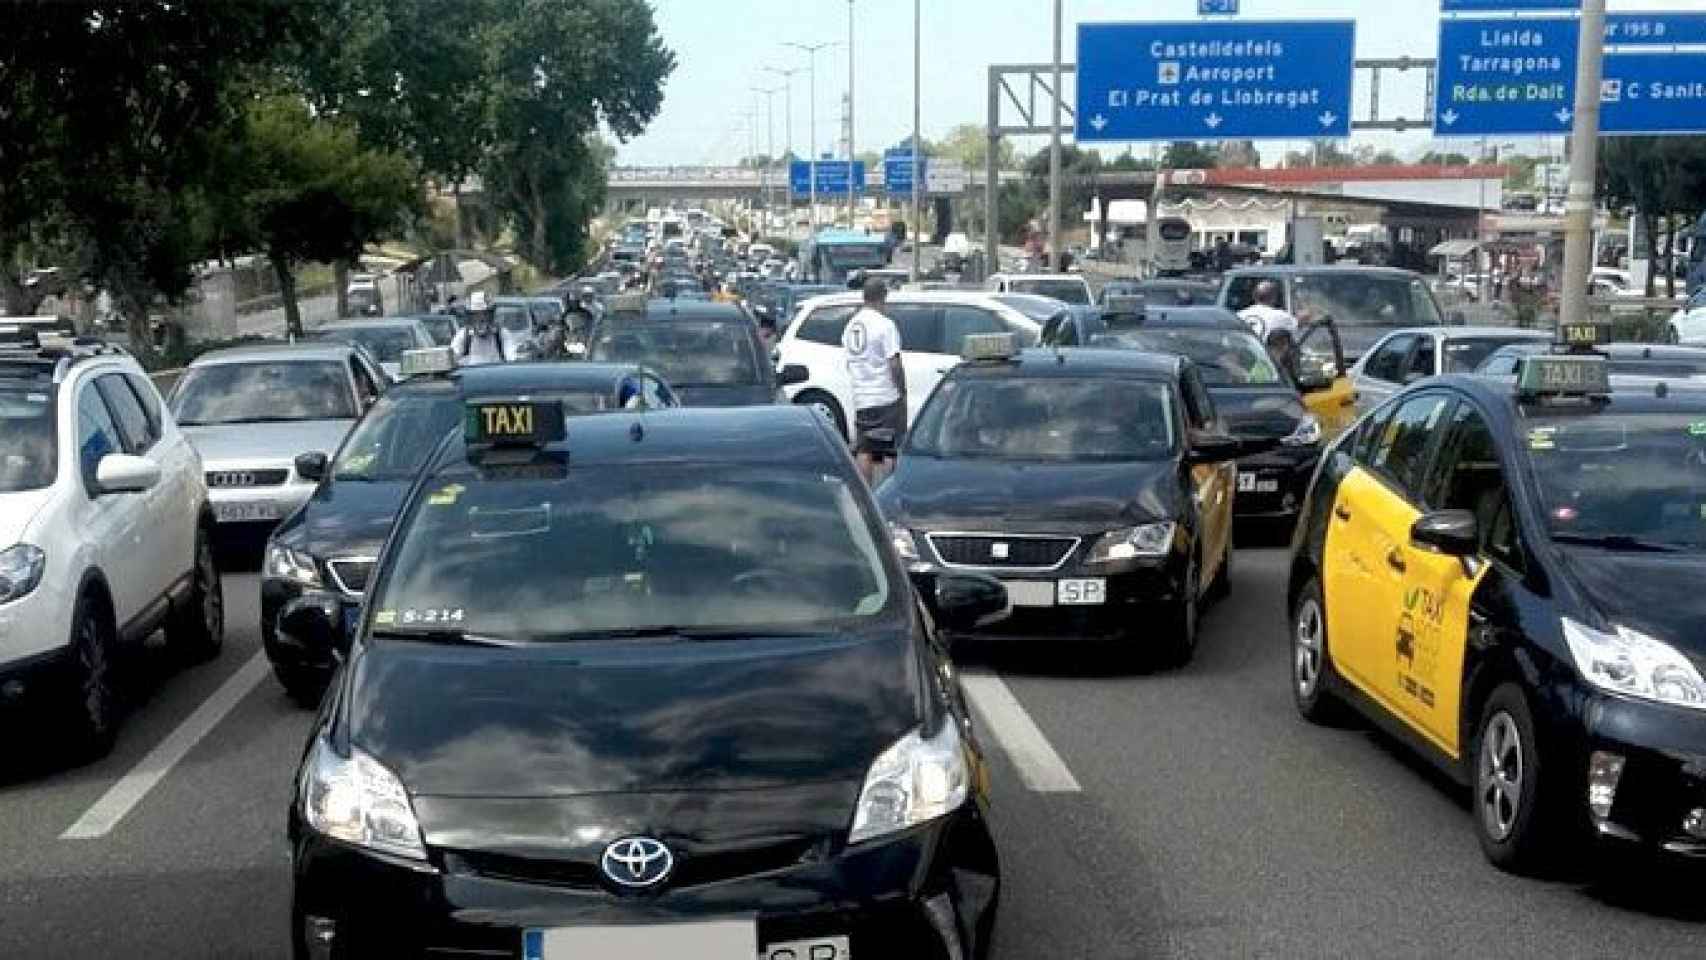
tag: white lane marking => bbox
[960,671,1082,793]
[61,651,271,840]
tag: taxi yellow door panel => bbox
[1190,461,1233,585]
[1391,549,1488,759]
[1304,376,1358,441]
[1323,468,1419,702]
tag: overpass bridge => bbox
[604,165,1025,209]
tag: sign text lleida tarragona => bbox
[1074,20,1354,142]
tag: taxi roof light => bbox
[399,346,455,378]
[1516,353,1611,402]
[962,332,1017,363]
[464,399,567,451]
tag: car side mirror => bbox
[778,364,810,386]
[1186,433,1242,465]
[95,453,160,494]
[295,451,329,483]
[1411,509,1478,557]
[910,568,1011,632]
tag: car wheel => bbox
[65,591,119,758]
[1161,554,1201,666]
[168,525,224,663]
[1474,683,1573,873]
[274,664,329,709]
[794,390,847,441]
[1291,578,1351,725]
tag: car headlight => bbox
[299,736,426,860]
[888,521,921,562]
[849,719,970,845]
[0,544,46,604]
[1563,618,1706,710]
[1085,522,1176,564]
[1282,414,1323,447]
[266,542,322,588]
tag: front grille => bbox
[927,534,1078,570]
[327,558,375,596]
[205,468,288,488]
[448,837,820,892]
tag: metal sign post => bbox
[1560,0,1607,332]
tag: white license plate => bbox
[214,501,281,523]
[1056,578,1106,605]
[1236,472,1279,494]
[764,936,851,960]
[525,921,756,960]
[1000,580,1056,608]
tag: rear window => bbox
[0,385,56,491]
[309,326,418,363]
[590,322,759,386]
[1011,278,1090,305]
[796,305,855,345]
[173,361,357,425]
[909,377,1176,462]
[1293,274,1441,328]
[1444,337,1544,373]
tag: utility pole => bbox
[752,86,780,223]
[910,0,921,282]
[847,0,857,230]
[1560,0,1606,332]
[1048,0,1063,273]
[763,65,799,160]
[786,41,835,233]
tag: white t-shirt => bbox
[451,327,523,366]
[843,306,903,410]
[1239,303,1299,342]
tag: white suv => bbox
[0,342,221,757]
[776,291,1043,438]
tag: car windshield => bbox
[308,326,416,363]
[1095,328,1285,387]
[1526,411,1706,551]
[333,393,463,481]
[371,465,893,639]
[1011,278,1089,305]
[589,322,758,386]
[0,385,56,492]
[173,361,356,424]
[1444,337,1544,373]
[495,304,532,334]
[909,377,1175,461]
[419,315,458,346]
[1293,274,1441,327]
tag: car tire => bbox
[794,390,847,441]
[1160,554,1201,667]
[274,665,329,709]
[167,525,224,664]
[1290,578,1352,726]
[65,590,120,759]
[1473,683,1574,874]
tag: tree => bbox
[1420,151,1474,166]
[1106,152,1157,173]
[206,95,422,335]
[1023,146,1103,230]
[1162,142,1219,169]
[937,123,1017,171]
[1600,137,1706,296]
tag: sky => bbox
[616,0,1706,168]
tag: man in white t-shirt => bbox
[842,277,907,484]
[449,291,523,366]
[1238,280,1299,342]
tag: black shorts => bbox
[854,400,905,457]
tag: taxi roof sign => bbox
[465,399,567,448]
[962,332,1017,362]
[1103,294,1146,317]
[1558,318,1612,349]
[399,346,456,378]
[1517,354,1610,400]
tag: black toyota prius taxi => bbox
[877,335,1258,665]
[284,401,1005,958]
[1289,332,1706,873]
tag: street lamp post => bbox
[910,0,921,282]
[752,86,780,221]
[785,41,836,232]
[763,66,799,161]
[1048,0,1063,273]
[847,0,856,230]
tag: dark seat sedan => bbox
[588,300,805,406]
[282,404,1005,959]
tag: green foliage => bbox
[1598,137,1706,295]
[938,124,1017,171]
[1162,142,1219,169]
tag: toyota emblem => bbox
[600,837,674,888]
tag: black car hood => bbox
[671,383,775,407]
[1556,548,1706,659]
[883,456,1177,531]
[347,629,921,799]
[1212,387,1306,440]
[280,479,412,558]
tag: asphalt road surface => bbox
[3,546,1704,957]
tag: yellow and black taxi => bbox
[878,334,1258,665]
[262,348,678,704]
[283,398,1006,957]
[1289,324,1706,871]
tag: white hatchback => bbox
[0,342,221,758]
[775,292,1043,438]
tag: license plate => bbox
[524,921,756,960]
[1236,472,1279,494]
[1000,580,1056,608]
[214,501,281,523]
[764,936,851,960]
[1056,578,1106,605]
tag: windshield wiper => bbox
[1551,532,1685,554]
[369,628,523,647]
[534,625,826,643]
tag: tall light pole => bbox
[1048,0,1063,273]
[847,0,857,230]
[1560,0,1607,331]
[763,65,799,160]
[786,41,836,232]
[910,0,921,282]
[752,85,780,221]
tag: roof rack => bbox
[0,336,131,383]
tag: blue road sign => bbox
[1198,0,1239,14]
[1074,20,1355,142]
[1440,0,1579,10]
[1434,18,1579,136]
[883,154,925,196]
[1606,12,1706,47]
[1601,52,1706,135]
[789,160,866,198]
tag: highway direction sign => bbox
[1198,0,1239,14]
[789,160,866,198]
[1440,0,1579,10]
[1600,52,1706,135]
[1434,18,1579,136]
[1605,12,1706,47]
[883,153,923,195]
[1074,20,1355,142]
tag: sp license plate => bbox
[1056,578,1106,605]
[764,936,851,960]
[214,501,281,523]
[525,921,756,960]
[1236,472,1279,494]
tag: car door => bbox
[95,373,184,603]
[782,302,855,415]
[1352,334,1416,416]
[1180,366,1233,586]
[1323,391,1453,702]
[123,370,200,548]
[890,304,946,425]
[74,379,153,629]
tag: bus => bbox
[1151,216,1193,276]
[798,229,889,285]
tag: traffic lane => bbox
[969,547,1706,958]
[0,573,306,957]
